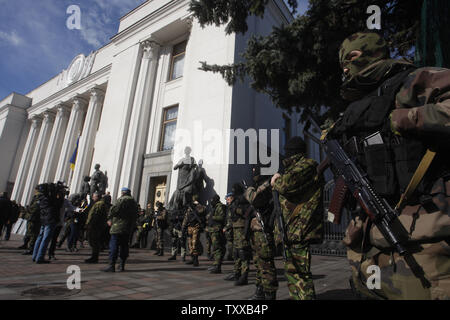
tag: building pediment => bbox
[56,52,97,90]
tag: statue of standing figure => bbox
[90,164,108,196]
[169,147,196,210]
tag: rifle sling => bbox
[395,149,436,211]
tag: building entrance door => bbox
[148,176,167,209]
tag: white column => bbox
[54,98,87,185]
[119,40,160,196]
[21,111,55,205]
[10,116,42,203]
[70,88,105,193]
[39,104,70,183]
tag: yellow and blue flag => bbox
[69,136,80,171]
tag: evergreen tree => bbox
[189,0,429,121]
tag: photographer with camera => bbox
[32,182,65,264]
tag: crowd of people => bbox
[2,30,449,301]
[0,134,324,301]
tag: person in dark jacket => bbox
[0,192,12,238]
[32,183,64,263]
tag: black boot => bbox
[181,255,186,262]
[264,291,276,300]
[153,249,160,255]
[249,285,265,300]
[193,255,199,267]
[118,260,125,272]
[168,255,176,261]
[234,272,248,286]
[102,261,115,272]
[209,265,221,274]
[224,272,240,281]
[85,257,98,264]
[158,249,164,256]
[185,257,194,265]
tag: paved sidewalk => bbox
[0,234,354,300]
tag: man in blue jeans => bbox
[32,183,64,264]
[103,187,138,272]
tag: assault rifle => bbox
[272,189,289,261]
[323,138,408,255]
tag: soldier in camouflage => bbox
[168,208,187,261]
[271,137,325,300]
[182,197,206,267]
[205,195,226,274]
[244,166,279,300]
[132,207,152,249]
[85,192,110,263]
[223,193,234,261]
[153,201,168,256]
[21,189,42,255]
[224,183,253,286]
[103,188,138,272]
[331,31,450,300]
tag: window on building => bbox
[159,105,178,151]
[169,41,187,81]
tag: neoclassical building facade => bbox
[0,0,312,208]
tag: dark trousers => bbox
[4,223,13,240]
[68,223,80,249]
[109,233,129,263]
[48,225,62,257]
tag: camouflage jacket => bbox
[86,200,109,233]
[273,154,324,244]
[391,67,450,137]
[108,195,138,235]
[206,201,226,232]
[225,195,253,230]
[182,203,206,229]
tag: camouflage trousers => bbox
[155,227,165,251]
[205,231,212,256]
[187,225,202,256]
[233,227,251,275]
[284,244,315,300]
[210,230,225,266]
[26,221,41,250]
[251,231,278,293]
[225,229,234,259]
[347,240,450,300]
[170,228,186,258]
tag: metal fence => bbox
[311,180,350,257]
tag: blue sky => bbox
[0,0,145,100]
[0,0,307,100]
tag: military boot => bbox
[168,255,176,261]
[102,261,115,272]
[249,285,265,300]
[181,255,186,262]
[234,272,248,286]
[85,257,98,264]
[264,291,276,300]
[209,265,221,274]
[224,272,240,281]
[192,255,199,267]
[118,260,126,272]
